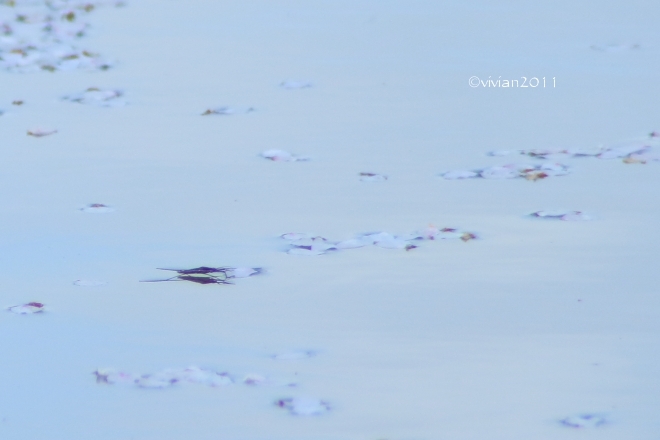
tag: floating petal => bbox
[560,414,607,428]
[275,397,330,416]
[27,128,57,137]
[228,267,262,278]
[359,172,387,182]
[93,368,135,385]
[441,170,478,180]
[336,238,368,249]
[273,350,316,360]
[8,302,44,314]
[80,203,114,213]
[62,87,125,107]
[530,210,590,221]
[280,80,312,89]
[479,165,519,179]
[260,149,309,162]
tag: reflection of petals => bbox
[275,397,330,416]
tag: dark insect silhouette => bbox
[140,266,262,285]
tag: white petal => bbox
[479,166,519,179]
[80,203,114,213]
[560,414,607,428]
[441,170,479,180]
[590,43,639,52]
[336,238,368,249]
[229,267,262,278]
[280,80,312,89]
[487,150,512,156]
[276,397,330,416]
[7,302,44,314]
[242,374,267,386]
[273,350,316,360]
[94,368,135,385]
[374,237,410,249]
[359,172,387,182]
[359,231,393,244]
[135,373,178,389]
[281,232,311,241]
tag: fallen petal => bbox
[80,203,114,213]
[7,302,44,314]
[27,128,57,137]
[229,267,262,278]
[441,170,479,179]
[359,172,387,182]
[560,414,607,428]
[275,397,330,416]
[280,80,312,89]
[273,350,316,360]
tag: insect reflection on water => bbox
[140,267,263,285]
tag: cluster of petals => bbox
[487,134,659,164]
[62,87,125,106]
[529,210,590,221]
[93,366,296,389]
[0,0,121,73]
[201,106,254,116]
[442,162,570,181]
[281,226,477,255]
[260,149,310,162]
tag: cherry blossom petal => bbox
[280,80,312,89]
[359,172,387,182]
[80,203,114,213]
[275,397,330,416]
[7,302,44,314]
[273,350,316,360]
[560,414,607,428]
[441,170,479,180]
